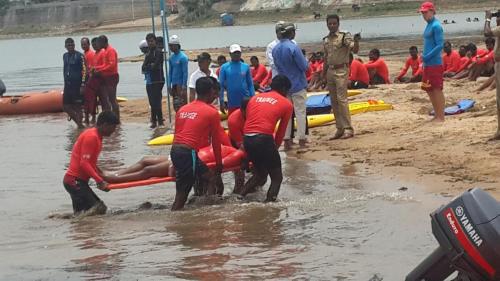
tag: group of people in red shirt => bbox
[393,38,497,85]
[63,75,295,213]
[63,35,120,128]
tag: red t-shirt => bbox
[365,58,390,84]
[216,67,221,77]
[84,49,95,69]
[228,109,245,147]
[259,69,273,88]
[173,100,223,165]
[397,56,422,80]
[244,91,293,147]
[442,50,461,73]
[456,57,472,73]
[65,128,103,183]
[251,64,268,84]
[349,59,370,85]
[477,49,494,65]
[95,45,118,76]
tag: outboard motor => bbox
[406,188,500,281]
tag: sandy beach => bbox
[118,36,500,200]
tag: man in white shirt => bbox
[188,52,217,102]
[266,21,285,79]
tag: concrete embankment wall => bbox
[0,0,155,32]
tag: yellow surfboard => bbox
[148,100,392,146]
[117,97,128,103]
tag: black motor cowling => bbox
[406,188,500,281]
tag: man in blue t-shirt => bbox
[63,37,86,129]
[218,44,255,116]
[168,35,189,112]
[420,2,445,122]
[272,22,309,149]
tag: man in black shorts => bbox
[240,75,293,202]
[170,77,223,210]
[63,38,86,129]
[63,111,119,215]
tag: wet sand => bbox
[118,36,500,200]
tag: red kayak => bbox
[0,90,63,115]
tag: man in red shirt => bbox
[395,46,423,83]
[468,37,496,81]
[170,77,223,210]
[442,41,461,77]
[94,35,120,122]
[365,48,390,84]
[250,56,268,89]
[63,111,119,215]
[348,53,369,89]
[81,37,97,125]
[240,75,293,202]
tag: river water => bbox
[0,11,483,280]
[0,11,485,98]
[0,114,452,280]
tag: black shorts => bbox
[63,178,103,214]
[243,134,281,172]
[170,145,209,195]
[63,81,83,105]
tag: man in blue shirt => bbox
[168,35,189,112]
[218,44,255,115]
[63,37,86,129]
[420,2,445,122]
[272,22,309,149]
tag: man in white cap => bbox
[139,39,148,54]
[218,44,255,116]
[272,22,309,149]
[168,34,189,111]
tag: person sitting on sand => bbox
[348,53,369,89]
[453,43,491,80]
[365,48,390,84]
[394,46,423,83]
[250,56,268,90]
[451,43,477,79]
[442,41,462,77]
[467,37,496,81]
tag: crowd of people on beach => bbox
[61,2,500,215]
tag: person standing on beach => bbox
[484,10,500,140]
[188,52,217,103]
[142,33,165,129]
[81,37,97,125]
[168,35,189,112]
[63,111,119,215]
[63,38,86,129]
[273,22,309,149]
[266,21,285,79]
[218,44,255,116]
[420,2,445,122]
[321,14,360,140]
[94,35,120,122]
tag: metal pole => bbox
[131,0,135,24]
[150,0,156,34]
[160,0,172,124]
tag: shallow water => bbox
[0,115,451,280]
[0,11,484,98]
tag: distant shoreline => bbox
[0,0,496,41]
